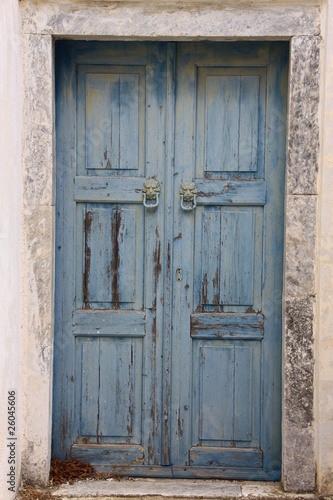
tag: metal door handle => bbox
[143,179,160,211]
[180,181,197,211]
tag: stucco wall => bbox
[0,1,22,499]
[18,0,323,492]
[1,0,333,494]
[316,0,333,493]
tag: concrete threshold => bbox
[51,479,333,500]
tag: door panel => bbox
[53,42,167,466]
[197,68,265,175]
[78,204,144,309]
[191,340,261,446]
[170,42,287,477]
[54,41,288,480]
[194,206,263,311]
[75,336,142,443]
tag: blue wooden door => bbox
[53,41,288,480]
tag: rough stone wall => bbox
[0,1,23,498]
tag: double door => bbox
[53,41,288,479]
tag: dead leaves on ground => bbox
[50,457,98,485]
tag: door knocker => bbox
[143,179,160,211]
[180,181,197,212]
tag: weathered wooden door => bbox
[53,41,288,480]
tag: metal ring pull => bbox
[180,181,197,212]
[143,179,160,211]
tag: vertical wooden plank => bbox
[171,42,197,466]
[260,42,288,473]
[239,76,259,171]
[80,339,100,437]
[200,345,234,441]
[86,74,115,170]
[133,205,145,311]
[84,208,112,303]
[234,345,252,442]
[53,41,78,457]
[119,74,139,170]
[141,42,167,465]
[220,210,254,306]
[206,76,240,172]
[161,42,176,466]
[75,203,85,307]
[109,75,120,170]
[99,340,133,438]
[201,211,220,308]
[117,208,136,305]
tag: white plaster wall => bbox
[316,0,333,493]
[0,1,23,498]
[8,0,332,493]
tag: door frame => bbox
[20,3,320,490]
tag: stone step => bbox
[50,479,332,500]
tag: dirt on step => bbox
[16,458,102,499]
[50,457,98,485]
[16,484,51,500]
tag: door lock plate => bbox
[176,268,183,282]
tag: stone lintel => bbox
[20,1,320,38]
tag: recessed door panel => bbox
[77,65,146,175]
[191,340,261,447]
[77,336,142,443]
[76,204,143,310]
[196,66,266,179]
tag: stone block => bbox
[282,425,315,492]
[285,195,317,299]
[20,1,320,38]
[287,36,320,195]
[22,34,54,207]
[22,205,54,348]
[284,296,314,428]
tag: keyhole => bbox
[176,268,183,282]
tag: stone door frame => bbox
[20,1,320,491]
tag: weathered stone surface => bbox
[284,297,314,428]
[22,205,54,348]
[283,193,316,491]
[51,478,322,498]
[287,36,320,195]
[53,478,243,497]
[285,195,317,299]
[20,0,320,37]
[21,205,54,486]
[282,426,315,492]
[22,34,54,206]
